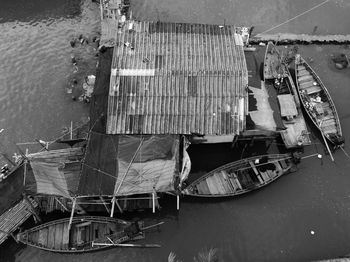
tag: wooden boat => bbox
[182,153,298,197]
[264,42,311,148]
[295,54,344,147]
[16,216,149,253]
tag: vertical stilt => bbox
[176,195,180,210]
[68,198,76,231]
[152,191,156,213]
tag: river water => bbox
[1,0,350,261]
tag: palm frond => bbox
[193,248,218,262]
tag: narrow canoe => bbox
[295,54,344,147]
[182,153,298,197]
[16,216,145,253]
[264,42,311,148]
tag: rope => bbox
[340,146,350,160]
[255,0,331,37]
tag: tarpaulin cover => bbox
[30,161,70,198]
[25,147,83,197]
[78,132,179,196]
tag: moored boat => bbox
[264,42,311,148]
[295,54,344,148]
[16,216,149,253]
[182,153,299,197]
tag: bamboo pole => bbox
[68,198,76,231]
[54,197,69,212]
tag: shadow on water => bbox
[0,0,81,23]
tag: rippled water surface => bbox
[1,1,350,262]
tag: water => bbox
[1,0,350,261]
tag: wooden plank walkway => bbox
[0,197,38,244]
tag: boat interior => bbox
[188,157,291,196]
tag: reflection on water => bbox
[1,1,350,262]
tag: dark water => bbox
[2,1,350,262]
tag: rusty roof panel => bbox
[107,21,248,135]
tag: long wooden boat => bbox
[16,216,146,253]
[295,54,344,147]
[264,42,311,148]
[182,153,298,197]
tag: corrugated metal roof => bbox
[107,21,248,135]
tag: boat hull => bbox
[264,42,311,148]
[17,216,144,253]
[295,55,344,147]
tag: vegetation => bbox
[168,248,219,262]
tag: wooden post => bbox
[70,121,73,140]
[23,160,27,186]
[68,198,76,231]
